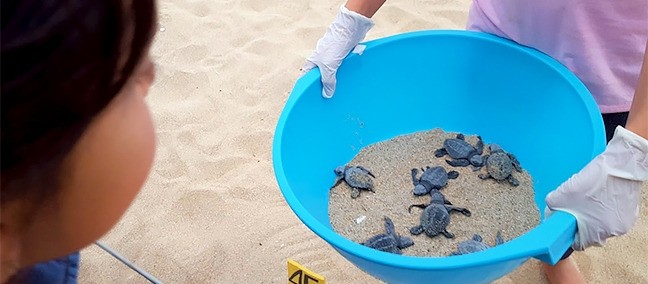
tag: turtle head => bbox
[489,144,503,153]
[430,190,445,204]
[334,166,346,177]
[413,184,428,195]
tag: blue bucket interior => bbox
[273,30,606,283]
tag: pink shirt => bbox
[466,0,648,113]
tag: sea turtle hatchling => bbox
[478,144,522,186]
[408,189,471,239]
[411,166,460,196]
[332,165,376,198]
[434,133,485,169]
[361,216,414,254]
[449,231,505,256]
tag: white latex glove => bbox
[302,5,374,98]
[545,126,648,251]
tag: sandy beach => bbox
[79,0,648,283]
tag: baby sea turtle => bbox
[434,133,485,169]
[408,189,471,239]
[478,144,522,186]
[332,165,376,198]
[361,216,414,254]
[411,166,459,196]
[450,231,504,256]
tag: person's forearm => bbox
[626,41,648,140]
[345,0,386,18]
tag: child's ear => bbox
[1,204,24,281]
[134,58,156,97]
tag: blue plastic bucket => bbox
[273,30,606,283]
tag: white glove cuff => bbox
[336,5,375,46]
[606,126,648,181]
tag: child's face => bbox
[19,55,157,266]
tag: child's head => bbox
[1,0,157,280]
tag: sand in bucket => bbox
[328,128,540,256]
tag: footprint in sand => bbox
[237,0,270,13]
[172,44,210,66]
[155,149,189,180]
[228,130,273,159]
[196,156,253,182]
[173,0,213,18]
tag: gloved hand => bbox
[302,5,374,98]
[545,126,648,251]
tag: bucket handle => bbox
[529,211,577,265]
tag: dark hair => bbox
[1,1,157,209]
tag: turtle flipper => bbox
[446,205,471,217]
[409,225,424,235]
[408,204,427,213]
[443,197,453,205]
[478,173,491,180]
[384,216,396,236]
[509,154,522,172]
[357,166,376,178]
[351,188,360,198]
[411,168,420,186]
[507,175,520,186]
[434,148,447,157]
[495,231,504,245]
[331,176,345,188]
[441,230,455,239]
[446,159,470,167]
[398,236,414,249]
[476,136,484,155]
[447,170,459,179]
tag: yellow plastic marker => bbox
[287,259,326,284]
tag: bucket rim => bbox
[272,29,604,270]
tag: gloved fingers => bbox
[607,177,642,234]
[300,56,340,98]
[573,231,606,251]
[542,127,647,252]
[543,206,553,220]
[543,205,589,251]
[572,231,585,251]
[319,65,338,99]
[545,176,578,209]
[301,60,317,73]
[553,180,641,251]
[545,159,601,209]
